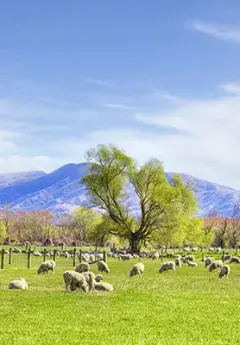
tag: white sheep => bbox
[95,274,104,282]
[218,265,230,279]
[209,260,223,272]
[63,270,88,292]
[82,271,96,291]
[89,254,95,262]
[12,248,22,253]
[97,260,110,273]
[94,282,114,292]
[75,262,90,273]
[204,257,213,267]
[118,254,131,261]
[152,252,160,260]
[33,251,42,256]
[37,260,56,274]
[175,258,182,268]
[159,261,176,273]
[221,254,232,262]
[186,260,198,267]
[129,263,145,277]
[8,278,28,290]
[184,255,194,262]
[229,256,240,264]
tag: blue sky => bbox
[1,0,240,187]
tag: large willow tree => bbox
[81,144,198,253]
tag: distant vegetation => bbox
[0,144,239,250]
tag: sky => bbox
[1,0,240,188]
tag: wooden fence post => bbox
[103,250,107,263]
[9,248,12,264]
[73,248,76,267]
[27,248,31,269]
[53,249,56,262]
[61,243,64,251]
[1,249,5,269]
[79,250,82,263]
[43,248,46,262]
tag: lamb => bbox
[175,258,182,268]
[218,265,230,279]
[75,262,90,273]
[82,271,96,291]
[221,255,232,262]
[186,260,198,267]
[95,274,103,282]
[159,261,176,273]
[63,270,89,292]
[209,260,223,272]
[229,256,240,264]
[94,282,114,292]
[204,257,213,267]
[37,260,56,274]
[129,263,145,277]
[97,260,110,273]
[8,278,28,290]
[152,252,160,260]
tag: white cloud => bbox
[219,82,240,95]
[104,103,135,110]
[189,20,240,43]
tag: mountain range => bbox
[0,163,239,218]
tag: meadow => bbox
[0,250,239,345]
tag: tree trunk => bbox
[129,232,141,254]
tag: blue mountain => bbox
[0,163,239,217]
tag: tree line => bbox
[0,144,239,250]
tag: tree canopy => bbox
[81,144,198,252]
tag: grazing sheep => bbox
[95,274,103,282]
[75,262,90,273]
[184,255,194,262]
[118,254,131,261]
[133,254,140,259]
[229,256,240,264]
[219,265,230,279]
[159,261,176,273]
[8,278,28,290]
[204,257,213,267]
[183,247,190,252]
[89,254,95,262]
[95,253,103,260]
[186,260,198,267]
[37,260,56,274]
[64,252,71,259]
[221,255,232,262]
[97,260,110,273]
[209,260,223,272]
[82,271,96,291]
[152,252,160,260]
[94,282,114,292]
[175,258,182,268]
[33,251,42,256]
[129,263,145,277]
[12,248,21,253]
[63,270,89,292]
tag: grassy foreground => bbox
[0,255,239,345]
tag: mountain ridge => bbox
[0,163,239,218]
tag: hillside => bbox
[0,163,239,217]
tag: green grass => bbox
[0,254,239,345]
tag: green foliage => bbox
[82,144,198,251]
[73,207,102,242]
[0,221,7,243]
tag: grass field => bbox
[0,253,239,345]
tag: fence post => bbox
[53,249,56,262]
[103,250,107,263]
[61,243,64,251]
[79,250,82,263]
[43,248,46,262]
[9,248,12,264]
[1,249,5,269]
[73,248,76,267]
[27,248,31,269]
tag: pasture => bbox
[0,250,239,345]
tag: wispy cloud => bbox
[189,20,240,43]
[82,78,116,87]
[219,82,240,95]
[104,103,135,110]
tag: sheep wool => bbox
[159,261,176,273]
[37,260,56,274]
[152,252,160,260]
[204,257,213,267]
[209,260,223,272]
[94,282,114,292]
[218,265,230,279]
[75,262,90,273]
[97,260,110,273]
[82,271,96,291]
[95,274,104,282]
[229,257,240,264]
[175,258,182,268]
[129,263,145,277]
[186,260,198,267]
[63,270,89,292]
[8,278,28,290]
